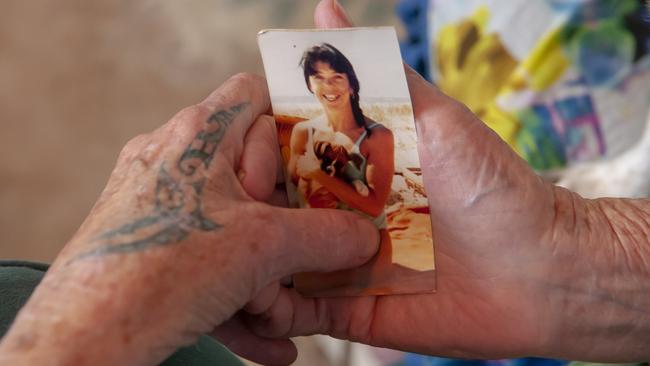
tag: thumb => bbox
[403,64,463,140]
[313,0,454,139]
[268,207,380,277]
[314,0,353,28]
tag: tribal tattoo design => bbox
[72,102,249,261]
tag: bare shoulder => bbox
[366,118,393,141]
[373,125,393,137]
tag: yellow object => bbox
[478,103,521,151]
[435,7,520,145]
[435,7,570,153]
[504,28,570,96]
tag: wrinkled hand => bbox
[0,73,379,366]
[237,1,582,363]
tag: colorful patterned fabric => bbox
[393,0,650,365]
[415,0,650,170]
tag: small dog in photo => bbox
[259,27,436,297]
[313,139,370,197]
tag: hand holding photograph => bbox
[258,27,436,297]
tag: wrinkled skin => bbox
[240,2,556,359]
[235,1,650,364]
[1,1,649,366]
[0,73,380,366]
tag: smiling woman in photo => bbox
[287,43,395,295]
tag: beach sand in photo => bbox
[275,105,435,297]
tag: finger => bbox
[211,314,297,366]
[267,207,380,278]
[238,114,282,201]
[175,73,270,169]
[267,186,289,207]
[245,287,297,338]
[245,282,280,314]
[246,287,378,341]
[314,0,353,28]
[199,73,270,144]
[403,64,447,111]
[154,72,271,182]
[313,0,451,134]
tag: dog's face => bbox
[314,140,350,175]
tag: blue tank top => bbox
[339,122,388,229]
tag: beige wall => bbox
[0,0,401,262]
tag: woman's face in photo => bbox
[308,61,352,110]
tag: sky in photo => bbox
[258,27,411,102]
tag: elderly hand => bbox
[0,73,379,366]
[239,1,650,364]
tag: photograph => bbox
[258,27,436,296]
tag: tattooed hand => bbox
[0,73,379,366]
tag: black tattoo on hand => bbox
[72,103,248,262]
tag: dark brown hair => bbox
[300,43,366,129]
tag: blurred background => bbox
[0,2,406,365]
[0,3,402,363]
[0,0,402,262]
[2,0,649,365]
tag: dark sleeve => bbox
[0,260,243,366]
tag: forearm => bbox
[0,252,189,366]
[544,186,650,361]
[0,222,235,366]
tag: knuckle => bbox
[170,104,209,129]
[261,115,278,138]
[115,132,164,175]
[227,73,266,101]
[253,114,280,146]
[258,113,275,125]
[126,133,149,148]
[229,72,264,86]
[118,133,149,162]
